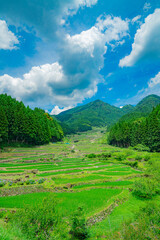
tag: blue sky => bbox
[0,0,160,114]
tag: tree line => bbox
[108,104,160,152]
[0,94,63,146]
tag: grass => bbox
[0,189,122,217]
[52,175,111,185]
[89,193,150,238]
[0,170,24,173]
[73,180,133,189]
[0,128,159,239]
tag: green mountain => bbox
[55,94,160,134]
[120,94,160,122]
[55,100,134,133]
[108,103,160,152]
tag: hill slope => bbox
[120,94,160,122]
[55,94,160,134]
[55,100,134,133]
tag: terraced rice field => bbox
[1,128,157,239]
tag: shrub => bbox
[135,155,142,161]
[124,161,138,168]
[143,154,150,161]
[10,196,62,240]
[97,153,112,159]
[25,179,36,185]
[115,203,160,240]
[0,179,6,187]
[17,181,24,185]
[87,153,96,158]
[132,178,157,199]
[38,178,45,184]
[8,181,13,187]
[70,207,89,239]
[133,144,150,152]
[115,153,126,161]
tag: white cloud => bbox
[0,0,97,40]
[0,20,19,50]
[131,15,141,24]
[143,2,151,12]
[119,9,160,67]
[148,72,160,88]
[50,105,73,115]
[108,88,113,91]
[0,14,129,108]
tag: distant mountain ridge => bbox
[55,94,160,134]
[120,94,160,122]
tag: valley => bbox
[0,128,159,239]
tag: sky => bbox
[0,0,160,114]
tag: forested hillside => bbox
[55,100,133,134]
[108,104,160,152]
[120,94,160,122]
[56,95,160,134]
[0,94,63,146]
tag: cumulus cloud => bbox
[50,106,73,115]
[119,9,160,67]
[0,14,129,108]
[0,0,97,40]
[0,20,19,50]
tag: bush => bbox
[133,144,150,152]
[17,181,24,185]
[10,196,63,240]
[135,155,142,161]
[133,178,157,199]
[124,161,138,168]
[8,181,13,186]
[87,153,96,158]
[38,178,45,184]
[0,179,6,187]
[143,154,150,161]
[97,152,112,159]
[115,203,160,240]
[25,179,36,185]
[70,207,89,240]
[115,153,126,161]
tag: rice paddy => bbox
[0,128,159,239]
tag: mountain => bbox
[55,94,160,134]
[120,94,160,122]
[55,100,134,133]
[108,103,160,151]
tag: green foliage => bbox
[87,153,96,158]
[116,203,160,240]
[70,207,90,239]
[87,152,112,159]
[56,100,134,134]
[115,153,126,161]
[0,179,6,187]
[135,155,142,161]
[133,144,150,152]
[10,196,62,240]
[108,104,160,152]
[123,161,138,168]
[143,154,150,161]
[0,94,63,146]
[120,94,160,122]
[132,178,157,199]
